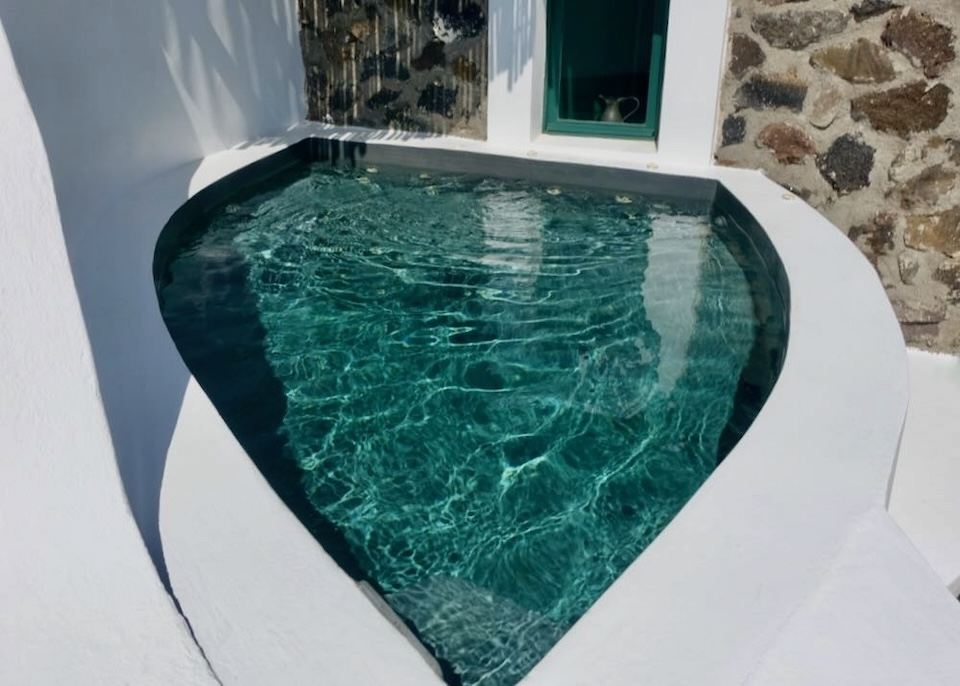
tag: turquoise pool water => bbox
[158,162,784,685]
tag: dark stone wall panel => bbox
[298,0,487,138]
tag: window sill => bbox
[530,132,659,157]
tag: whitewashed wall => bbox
[0,0,305,574]
[0,1,303,681]
[0,18,219,685]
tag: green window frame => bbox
[544,0,670,139]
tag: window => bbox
[544,0,669,139]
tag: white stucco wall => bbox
[0,1,305,681]
[0,20,215,685]
[890,350,960,594]
[0,0,305,570]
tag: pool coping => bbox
[158,127,960,684]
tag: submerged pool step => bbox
[386,575,566,686]
[357,580,445,680]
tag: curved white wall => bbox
[0,0,305,570]
[0,2,305,681]
[0,20,216,685]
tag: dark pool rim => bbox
[152,136,791,686]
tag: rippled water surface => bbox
[158,163,783,685]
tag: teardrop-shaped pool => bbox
[154,141,787,686]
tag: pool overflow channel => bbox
[154,138,789,686]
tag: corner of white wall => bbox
[486,0,543,148]
[656,0,730,166]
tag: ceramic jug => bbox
[599,95,640,123]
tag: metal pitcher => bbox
[599,95,640,123]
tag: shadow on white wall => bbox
[488,0,536,92]
[0,0,304,583]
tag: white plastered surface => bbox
[0,19,215,686]
[890,350,960,595]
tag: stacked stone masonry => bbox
[298,0,487,139]
[717,0,960,352]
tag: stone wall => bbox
[716,1,960,351]
[298,0,487,139]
